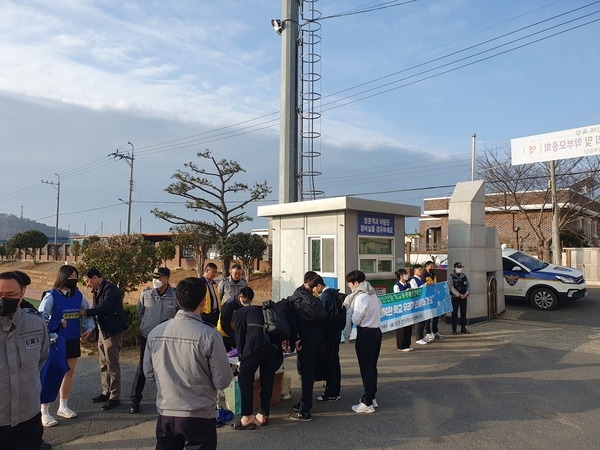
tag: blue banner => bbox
[346,282,453,340]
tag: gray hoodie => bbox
[342,280,376,342]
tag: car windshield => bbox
[508,251,549,271]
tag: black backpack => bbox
[326,288,347,331]
[262,299,292,343]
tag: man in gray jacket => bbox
[0,271,49,450]
[144,277,232,450]
[129,267,177,414]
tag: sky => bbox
[1,0,599,238]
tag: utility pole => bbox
[275,0,300,203]
[109,141,135,235]
[550,160,561,265]
[41,173,60,259]
[471,133,477,181]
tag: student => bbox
[393,269,413,352]
[423,261,444,341]
[346,270,382,413]
[218,287,255,351]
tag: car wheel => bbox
[529,287,559,311]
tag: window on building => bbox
[309,236,335,274]
[358,237,394,276]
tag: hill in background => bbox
[0,212,70,242]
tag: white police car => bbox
[502,248,587,310]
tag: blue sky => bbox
[1,0,599,237]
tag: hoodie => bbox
[342,280,379,342]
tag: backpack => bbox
[262,299,292,343]
[326,288,347,331]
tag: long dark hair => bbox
[53,265,78,290]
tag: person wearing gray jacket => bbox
[129,267,177,414]
[144,277,232,450]
[1,271,50,450]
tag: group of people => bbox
[394,261,471,352]
[1,259,472,450]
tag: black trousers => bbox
[424,316,439,335]
[355,327,382,406]
[0,412,43,450]
[296,331,323,414]
[395,325,413,349]
[451,296,468,331]
[237,343,279,417]
[130,336,147,402]
[321,333,341,397]
[156,415,216,450]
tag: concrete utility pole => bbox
[471,133,477,181]
[277,0,300,203]
[109,141,135,235]
[41,173,61,259]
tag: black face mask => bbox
[0,297,20,317]
[65,279,78,290]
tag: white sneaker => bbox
[352,402,375,413]
[415,338,429,345]
[425,333,435,341]
[57,407,77,419]
[399,347,414,352]
[42,414,58,427]
[434,333,445,340]
[372,399,379,408]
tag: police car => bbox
[502,248,587,310]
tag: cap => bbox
[153,267,171,278]
[454,262,464,268]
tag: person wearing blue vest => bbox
[39,265,94,427]
[410,265,430,345]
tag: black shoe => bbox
[461,329,471,334]
[452,330,458,335]
[40,439,52,450]
[129,401,140,414]
[289,412,312,422]
[292,402,300,412]
[92,394,110,403]
[101,399,121,411]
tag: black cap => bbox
[153,267,171,278]
[454,262,464,268]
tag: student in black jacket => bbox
[233,297,282,430]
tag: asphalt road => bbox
[45,289,600,450]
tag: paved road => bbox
[44,290,600,450]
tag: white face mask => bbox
[152,279,163,289]
[455,268,463,274]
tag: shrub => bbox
[122,303,140,348]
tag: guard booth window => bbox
[358,237,394,275]
[309,236,335,274]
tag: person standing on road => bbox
[423,260,444,341]
[39,265,94,426]
[233,291,282,429]
[200,263,221,326]
[0,271,50,450]
[218,264,248,305]
[346,270,382,414]
[81,268,128,412]
[394,269,414,352]
[144,277,232,450]
[411,265,430,345]
[129,267,177,415]
[288,272,328,422]
[449,262,471,335]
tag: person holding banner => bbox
[411,265,430,345]
[346,270,382,414]
[393,269,413,352]
[423,261,444,341]
[449,262,471,334]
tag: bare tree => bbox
[152,150,271,276]
[477,146,600,261]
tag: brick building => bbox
[418,188,600,254]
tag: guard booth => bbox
[257,196,421,300]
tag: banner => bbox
[346,282,453,341]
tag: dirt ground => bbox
[0,261,273,301]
